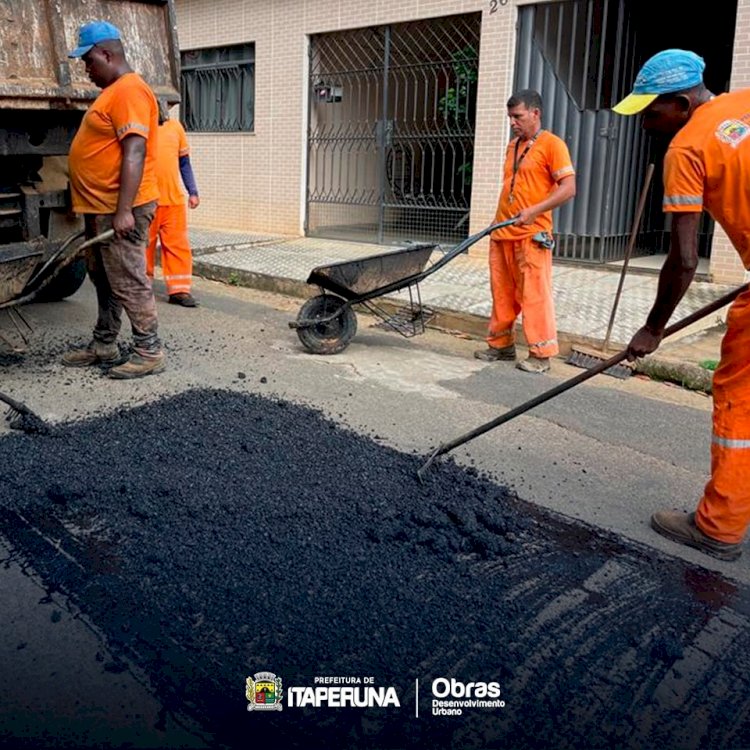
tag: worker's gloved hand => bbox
[626,325,663,361]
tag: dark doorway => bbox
[514,0,737,263]
[629,0,737,259]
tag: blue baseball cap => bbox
[68,20,121,58]
[613,49,706,115]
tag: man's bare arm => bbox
[515,175,576,225]
[114,134,146,236]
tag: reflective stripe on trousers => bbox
[146,204,193,295]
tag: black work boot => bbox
[169,293,199,307]
[651,511,742,562]
[474,344,516,362]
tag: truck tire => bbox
[34,257,88,302]
[296,294,357,354]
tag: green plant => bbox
[699,359,719,371]
[227,271,241,286]
[439,46,478,124]
[439,45,478,186]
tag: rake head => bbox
[416,444,444,484]
[2,396,49,435]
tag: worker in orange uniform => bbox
[474,89,576,373]
[62,20,164,379]
[615,49,750,561]
[146,102,200,307]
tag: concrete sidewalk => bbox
[188,227,730,389]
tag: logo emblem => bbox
[246,671,283,711]
[716,119,750,148]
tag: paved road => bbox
[0,277,747,749]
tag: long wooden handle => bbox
[603,163,655,351]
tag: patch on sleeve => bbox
[715,119,750,148]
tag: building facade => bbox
[174,0,750,283]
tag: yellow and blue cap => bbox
[613,49,705,115]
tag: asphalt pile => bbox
[1,388,749,750]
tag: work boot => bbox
[107,352,166,380]
[169,292,199,307]
[474,344,516,362]
[651,511,742,562]
[62,340,123,368]
[516,356,550,373]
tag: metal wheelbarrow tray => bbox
[0,241,46,304]
[289,219,514,354]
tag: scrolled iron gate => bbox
[306,14,481,245]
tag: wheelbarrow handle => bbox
[429,216,520,274]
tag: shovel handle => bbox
[429,217,520,274]
[0,229,116,310]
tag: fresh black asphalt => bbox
[1,389,749,749]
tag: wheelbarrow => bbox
[289,218,516,354]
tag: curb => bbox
[633,356,713,394]
[194,259,715,394]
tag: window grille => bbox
[180,44,255,133]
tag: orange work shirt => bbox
[492,130,575,241]
[155,119,190,206]
[663,89,750,269]
[69,72,159,214]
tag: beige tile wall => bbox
[174,0,517,249]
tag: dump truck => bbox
[0,0,180,315]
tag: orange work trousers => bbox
[695,287,750,544]
[146,204,193,295]
[486,236,558,358]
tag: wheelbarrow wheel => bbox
[296,294,357,354]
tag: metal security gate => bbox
[306,14,481,245]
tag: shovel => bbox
[0,229,116,434]
[417,283,748,482]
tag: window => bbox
[180,43,255,132]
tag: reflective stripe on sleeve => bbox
[663,194,702,206]
[552,166,575,179]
